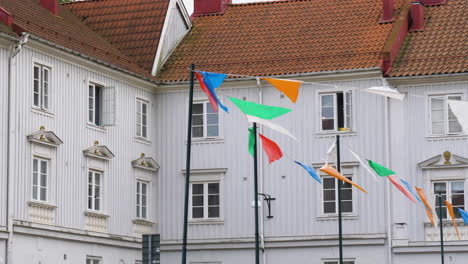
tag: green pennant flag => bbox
[368,160,396,177]
[228,97,291,120]
[248,127,255,157]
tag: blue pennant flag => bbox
[295,161,322,184]
[200,71,229,112]
[400,179,423,203]
[458,208,468,225]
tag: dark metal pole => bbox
[336,135,343,264]
[253,122,260,264]
[438,193,445,264]
[181,64,195,264]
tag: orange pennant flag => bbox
[319,163,368,194]
[444,200,461,240]
[415,187,436,226]
[261,78,301,103]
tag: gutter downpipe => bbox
[256,77,267,264]
[383,78,393,264]
[6,32,29,264]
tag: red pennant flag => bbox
[387,175,417,203]
[258,134,283,163]
[195,72,218,112]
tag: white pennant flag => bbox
[245,115,297,140]
[326,142,336,164]
[362,86,406,101]
[346,146,380,182]
[448,100,468,133]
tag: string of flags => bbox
[193,70,468,237]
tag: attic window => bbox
[320,91,353,132]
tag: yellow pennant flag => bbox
[261,78,301,103]
[319,163,368,194]
[444,200,461,240]
[415,187,436,227]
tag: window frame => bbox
[189,181,221,220]
[319,91,353,132]
[429,94,464,136]
[88,170,103,212]
[322,260,355,264]
[192,101,220,139]
[32,63,51,111]
[136,180,149,219]
[88,82,103,127]
[136,98,149,139]
[432,180,465,220]
[86,256,102,264]
[32,157,48,202]
[321,173,354,215]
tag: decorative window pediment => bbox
[418,151,468,169]
[27,126,63,148]
[132,153,159,172]
[83,141,115,160]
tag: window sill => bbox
[190,137,224,144]
[31,108,54,118]
[87,124,107,133]
[317,214,358,221]
[134,137,152,145]
[132,218,155,226]
[315,131,357,137]
[84,210,110,219]
[189,218,224,225]
[426,134,467,140]
[28,201,57,210]
[424,220,466,227]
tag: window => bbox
[33,64,50,110]
[88,171,102,211]
[323,261,354,264]
[88,83,103,126]
[86,257,101,264]
[136,99,148,139]
[32,158,48,202]
[320,91,352,131]
[433,181,465,219]
[136,181,148,219]
[192,101,219,138]
[322,175,353,214]
[190,182,220,219]
[430,94,463,135]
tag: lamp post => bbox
[336,135,343,264]
[437,193,445,264]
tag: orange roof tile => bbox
[65,0,169,72]
[389,0,467,77]
[158,0,398,82]
[0,0,158,80]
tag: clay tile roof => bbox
[0,0,156,80]
[389,0,467,77]
[158,0,398,82]
[65,0,169,73]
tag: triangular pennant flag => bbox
[258,133,283,163]
[387,176,417,203]
[248,127,255,157]
[444,200,461,240]
[346,147,379,182]
[448,100,468,133]
[228,97,291,120]
[319,163,368,194]
[195,72,218,112]
[362,86,406,101]
[367,160,396,177]
[200,71,229,112]
[399,179,423,203]
[246,115,297,140]
[415,187,436,226]
[326,142,336,164]
[261,78,301,103]
[295,161,322,184]
[457,208,468,225]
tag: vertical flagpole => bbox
[253,122,260,264]
[181,64,195,264]
[438,193,445,264]
[336,135,343,264]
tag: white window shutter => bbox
[101,86,116,126]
